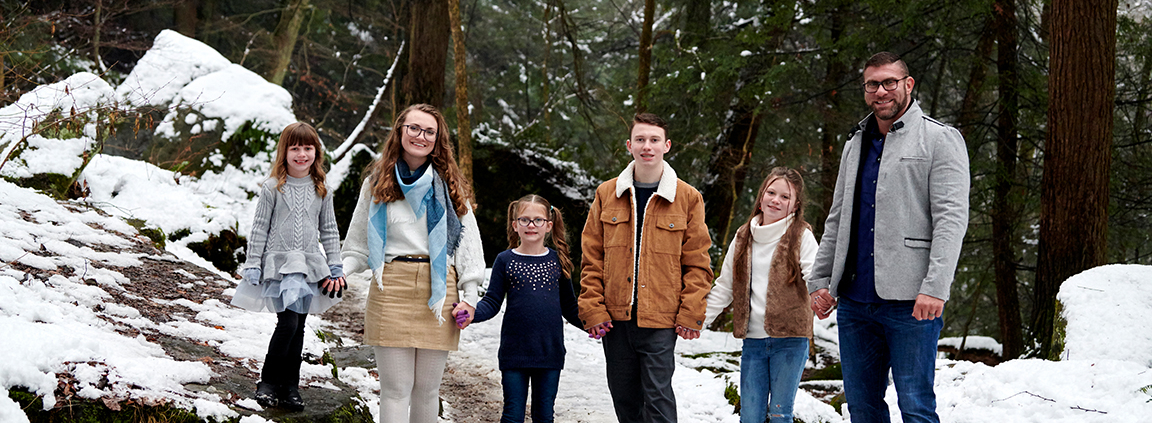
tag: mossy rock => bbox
[9,385,375,423]
[187,229,246,274]
[9,387,202,423]
[122,107,276,177]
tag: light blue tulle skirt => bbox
[230,273,341,314]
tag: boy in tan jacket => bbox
[579,112,713,423]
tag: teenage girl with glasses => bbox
[340,104,485,423]
[462,194,583,423]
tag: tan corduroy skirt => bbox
[364,260,460,351]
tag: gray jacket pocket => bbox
[904,238,931,249]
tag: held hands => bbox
[810,289,836,320]
[320,276,345,298]
[586,322,613,340]
[675,325,701,340]
[452,302,476,329]
[912,294,945,321]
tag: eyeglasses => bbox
[516,217,550,227]
[862,76,909,93]
[402,124,437,141]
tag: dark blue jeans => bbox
[739,337,809,423]
[500,368,561,423]
[602,319,678,423]
[838,297,943,423]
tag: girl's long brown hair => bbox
[733,167,809,284]
[270,122,327,197]
[507,195,574,279]
[366,104,473,216]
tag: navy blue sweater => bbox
[473,249,583,370]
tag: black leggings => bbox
[262,310,308,386]
[268,310,308,360]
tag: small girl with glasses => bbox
[459,194,583,423]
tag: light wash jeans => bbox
[739,337,809,423]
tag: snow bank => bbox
[0,73,114,179]
[1057,264,1152,365]
[116,30,231,107]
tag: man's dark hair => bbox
[864,51,909,76]
[632,112,667,134]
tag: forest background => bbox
[2,0,1149,364]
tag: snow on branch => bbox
[331,41,405,162]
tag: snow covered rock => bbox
[1056,264,1152,365]
[0,72,116,199]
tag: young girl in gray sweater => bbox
[230,122,346,411]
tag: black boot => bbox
[255,355,282,408]
[278,355,305,411]
[254,381,278,408]
[280,385,305,411]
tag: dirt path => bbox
[324,272,503,421]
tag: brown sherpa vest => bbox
[729,219,814,339]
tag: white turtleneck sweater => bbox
[704,214,818,339]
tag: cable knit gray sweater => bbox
[242,176,341,282]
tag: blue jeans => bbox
[837,297,943,423]
[501,368,561,423]
[739,337,809,423]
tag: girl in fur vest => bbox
[704,167,819,423]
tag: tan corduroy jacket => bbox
[578,161,714,330]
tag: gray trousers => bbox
[602,319,678,423]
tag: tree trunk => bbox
[93,0,103,71]
[1034,0,1117,360]
[678,0,710,47]
[992,0,1024,360]
[815,8,848,239]
[266,0,310,86]
[174,0,200,38]
[635,0,655,114]
[448,0,473,186]
[402,0,450,108]
[703,104,762,247]
[956,19,995,141]
[541,1,552,144]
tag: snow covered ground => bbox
[3,27,1152,423]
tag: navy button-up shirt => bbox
[840,118,886,303]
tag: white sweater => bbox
[705,214,818,339]
[340,179,484,306]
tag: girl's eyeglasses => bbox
[402,124,437,140]
[516,217,550,227]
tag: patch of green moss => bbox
[187,229,246,274]
[170,228,192,241]
[829,392,847,414]
[1050,300,1067,361]
[12,172,74,200]
[125,218,166,249]
[723,377,740,414]
[10,387,202,423]
[682,350,741,360]
[806,363,842,381]
[322,350,339,379]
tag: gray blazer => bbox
[809,101,969,301]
